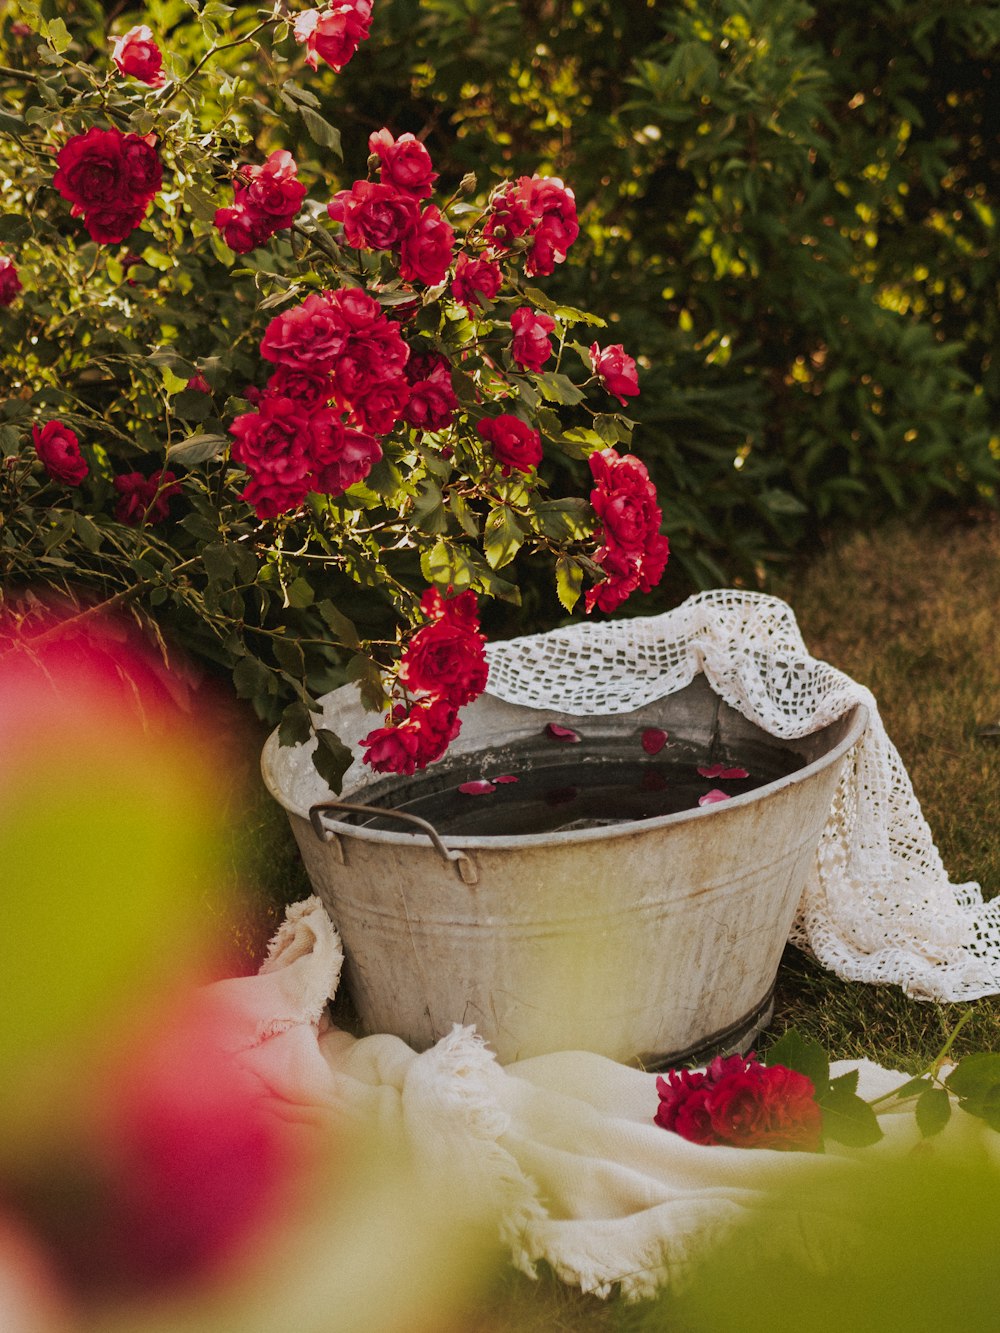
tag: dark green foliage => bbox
[322,0,1000,593]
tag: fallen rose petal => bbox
[493,774,519,784]
[458,779,496,795]
[641,727,668,755]
[698,762,751,780]
[545,723,581,742]
[698,788,731,806]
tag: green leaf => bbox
[820,1082,884,1148]
[312,728,354,795]
[173,389,213,421]
[883,1076,933,1102]
[232,654,276,701]
[535,497,591,541]
[285,576,314,609]
[72,512,102,554]
[411,479,448,533]
[299,105,342,156]
[278,700,314,746]
[202,540,237,584]
[535,372,586,406]
[760,489,809,516]
[945,1053,1000,1100]
[555,557,584,613]
[317,600,360,649]
[0,213,30,242]
[273,639,305,676]
[420,538,476,590]
[449,492,480,539]
[167,432,229,466]
[766,1028,830,1090]
[44,16,72,53]
[484,505,524,570]
[915,1086,952,1138]
[345,653,387,713]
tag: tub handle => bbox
[308,800,479,887]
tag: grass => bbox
[228,510,1000,1330]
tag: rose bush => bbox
[0,0,667,787]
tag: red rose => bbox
[655,1056,822,1152]
[403,379,457,431]
[111,24,166,88]
[333,319,410,401]
[591,451,659,553]
[510,306,556,372]
[0,253,23,307]
[484,175,578,276]
[216,151,306,253]
[293,1,372,72]
[213,205,263,255]
[240,150,306,224]
[327,180,420,251]
[360,695,463,775]
[590,342,640,405]
[351,379,411,434]
[53,127,161,244]
[32,420,88,485]
[399,205,455,287]
[398,619,488,708]
[266,365,336,410]
[113,470,180,526]
[403,352,458,431]
[477,414,543,475]
[359,716,423,776]
[229,395,314,489]
[585,448,667,614]
[368,129,438,199]
[451,254,503,312]
[308,412,382,496]
[260,292,352,371]
[420,586,480,631]
[240,473,310,519]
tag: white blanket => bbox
[219,897,987,1301]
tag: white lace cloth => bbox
[484,589,1000,1002]
[209,899,995,1302]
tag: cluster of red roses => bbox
[655,1052,823,1152]
[359,587,489,774]
[327,129,452,285]
[31,421,180,526]
[294,0,373,73]
[213,150,308,255]
[52,126,162,245]
[586,448,671,614]
[230,283,456,517]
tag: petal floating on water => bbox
[545,723,581,743]
[493,774,519,784]
[458,779,497,795]
[698,788,731,806]
[641,727,668,755]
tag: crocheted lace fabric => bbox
[485,589,1000,1002]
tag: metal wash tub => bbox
[261,673,867,1067]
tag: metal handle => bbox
[308,799,479,887]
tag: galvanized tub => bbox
[261,674,867,1066]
